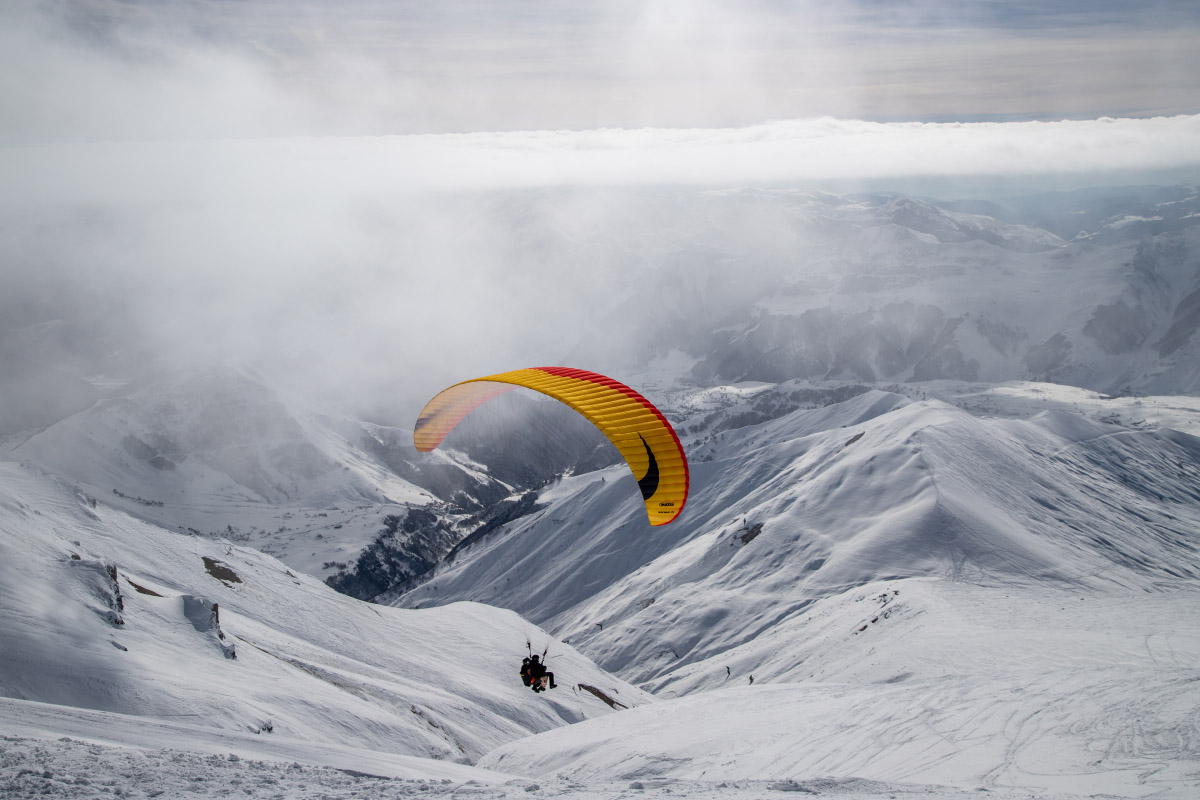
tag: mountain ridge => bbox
[397,386,1200,689]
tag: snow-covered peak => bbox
[4,365,530,580]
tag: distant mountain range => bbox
[4,183,1199,596]
[554,185,1200,395]
[3,184,1200,796]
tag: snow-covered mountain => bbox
[7,379,1198,797]
[0,459,647,768]
[5,184,1200,798]
[397,383,1200,683]
[6,185,1199,434]
[550,185,1200,395]
[2,365,523,581]
[391,380,1200,795]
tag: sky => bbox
[2,0,1199,422]
[4,0,1200,142]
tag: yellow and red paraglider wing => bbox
[413,367,689,525]
[412,380,517,453]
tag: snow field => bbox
[405,389,1200,683]
[4,368,440,580]
[0,732,1108,800]
[481,580,1200,797]
[398,385,1200,796]
[4,379,1200,798]
[0,461,647,771]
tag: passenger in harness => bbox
[527,654,556,692]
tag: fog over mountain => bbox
[4,2,1200,799]
[5,179,1200,798]
[5,180,1200,436]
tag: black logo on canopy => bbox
[637,434,659,501]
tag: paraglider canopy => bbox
[414,367,689,525]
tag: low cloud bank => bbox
[7,114,1199,209]
[2,113,1197,423]
[401,114,1200,188]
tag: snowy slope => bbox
[400,387,1200,683]
[5,183,1200,798]
[0,725,1084,800]
[3,366,518,579]
[0,460,650,769]
[0,697,515,783]
[481,579,1200,797]
[5,384,1199,798]
[392,383,1200,795]
[0,456,1078,799]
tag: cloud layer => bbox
[4,1,1199,144]
[7,115,1199,207]
[3,1,1199,424]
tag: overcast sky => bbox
[4,0,1199,189]
[4,0,1199,143]
[2,1,1199,420]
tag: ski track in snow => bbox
[0,732,1100,800]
